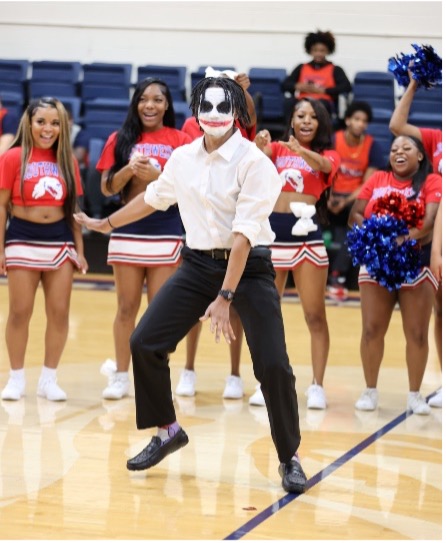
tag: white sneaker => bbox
[355,388,378,411]
[1,376,25,401]
[222,375,244,399]
[407,392,431,415]
[102,373,130,400]
[175,369,196,397]
[249,383,266,406]
[306,384,327,409]
[37,378,67,401]
[428,388,442,408]
[100,358,117,377]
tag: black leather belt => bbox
[197,249,231,260]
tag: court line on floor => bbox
[224,393,438,540]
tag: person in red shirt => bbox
[0,97,87,402]
[327,101,385,300]
[254,97,340,410]
[96,77,196,400]
[349,135,442,415]
[282,30,352,123]
[175,71,258,401]
[390,72,442,409]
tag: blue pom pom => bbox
[347,215,421,291]
[388,44,442,89]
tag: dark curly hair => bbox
[344,101,373,123]
[304,30,336,54]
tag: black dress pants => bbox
[130,245,301,463]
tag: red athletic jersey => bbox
[420,128,442,175]
[333,131,374,193]
[269,142,339,198]
[0,146,83,206]
[181,116,256,142]
[358,170,442,219]
[97,127,192,171]
[298,63,335,103]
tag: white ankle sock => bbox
[10,368,25,381]
[40,366,57,381]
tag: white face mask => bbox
[198,87,234,137]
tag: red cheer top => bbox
[269,142,340,198]
[97,127,192,172]
[333,131,374,193]
[358,170,442,219]
[0,146,83,206]
[298,63,335,103]
[420,128,442,175]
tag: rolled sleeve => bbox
[143,151,178,210]
[232,153,281,246]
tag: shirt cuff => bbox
[232,221,261,248]
[144,183,170,211]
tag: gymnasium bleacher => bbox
[1,58,441,276]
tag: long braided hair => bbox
[190,77,250,130]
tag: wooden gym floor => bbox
[0,275,442,540]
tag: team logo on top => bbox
[32,176,63,200]
[280,169,304,193]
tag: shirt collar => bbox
[200,128,243,162]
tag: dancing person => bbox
[253,97,340,409]
[96,78,192,400]
[176,70,258,400]
[349,135,442,415]
[282,30,351,123]
[0,97,87,401]
[74,76,307,494]
[327,101,385,300]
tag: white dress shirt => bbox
[144,129,281,249]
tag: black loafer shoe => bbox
[127,428,189,471]
[279,458,307,494]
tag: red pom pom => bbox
[373,192,407,220]
[403,200,425,229]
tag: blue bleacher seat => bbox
[82,63,132,86]
[82,98,129,125]
[88,137,106,166]
[81,120,123,140]
[81,83,131,102]
[0,59,30,97]
[410,86,442,114]
[137,65,187,101]
[369,107,393,124]
[352,71,396,112]
[173,101,191,130]
[58,96,82,124]
[28,80,79,99]
[247,68,287,124]
[367,122,394,164]
[0,90,25,118]
[31,61,82,83]
[408,112,442,130]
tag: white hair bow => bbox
[204,66,238,80]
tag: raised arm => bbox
[389,76,422,140]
